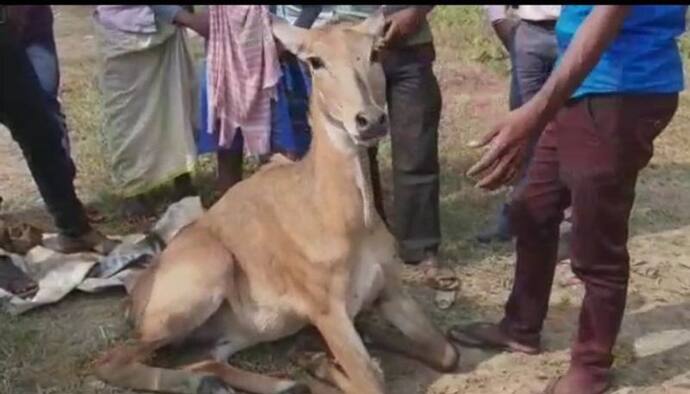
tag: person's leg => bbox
[383,46,442,264]
[172,172,196,201]
[367,146,386,223]
[270,62,303,160]
[448,118,570,352]
[511,22,558,174]
[294,5,323,29]
[552,95,678,393]
[499,117,571,346]
[477,31,522,244]
[0,30,114,253]
[478,22,559,244]
[24,34,76,179]
[216,129,244,195]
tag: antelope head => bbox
[272,12,389,151]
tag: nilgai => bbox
[94,12,459,394]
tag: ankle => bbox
[498,320,542,353]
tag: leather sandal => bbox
[447,322,540,354]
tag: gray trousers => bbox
[369,44,442,263]
[494,20,558,235]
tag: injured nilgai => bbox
[94,13,460,394]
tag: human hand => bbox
[187,12,209,39]
[492,18,518,52]
[174,9,209,39]
[467,105,544,190]
[382,6,429,48]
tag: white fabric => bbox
[517,6,561,22]
[484,5,508,24]
[484,5,561,24]
[0,197,205,315]
[94,18,198,197]
[274,5,334,27]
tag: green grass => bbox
[432,6,509,75]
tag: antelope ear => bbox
[271,15,310,59]
[353,9,386,37]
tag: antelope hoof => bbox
[279,382,312,394]
[198,376,235,394]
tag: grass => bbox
[1,5,689,394]
[432,6,510,75]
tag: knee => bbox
[568,235,631,286]
[509,196,562,239]
[391,144,439,176]
[570,255,631,289]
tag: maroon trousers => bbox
[500,94,679,382]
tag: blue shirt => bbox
[555,5,687,99]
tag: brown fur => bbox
[94,13,459,394]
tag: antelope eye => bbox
[308,56,325,70]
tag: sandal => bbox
[426,268,460,291]
[427,267,460,310]
[447,322,540,354]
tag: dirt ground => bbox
[1,6,689,394]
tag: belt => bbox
[523,19,557,31]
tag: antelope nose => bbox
[355,109,388,139]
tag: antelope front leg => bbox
[364,274,460,372]
[313,307,385,394]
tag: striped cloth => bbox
[207,5,282,156]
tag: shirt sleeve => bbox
[483,5,508,24]
[149,5,184,25]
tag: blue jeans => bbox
[494,20,558,237]
[24,33,75,180]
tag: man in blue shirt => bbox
[448,6,687,394]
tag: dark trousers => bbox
[368,43,442,263]
[25,30,76,180]
[0,27,90,237]
[500,94,678,380]
[494,20,558,236]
